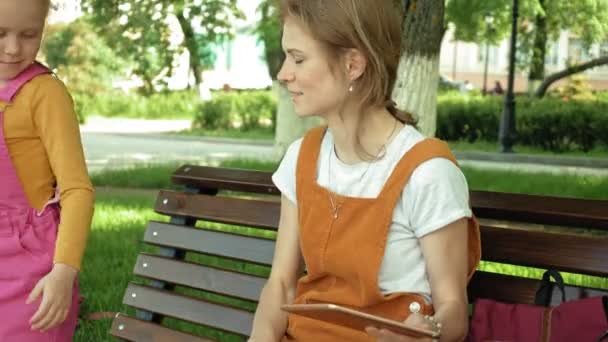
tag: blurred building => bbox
[440,28,608,92]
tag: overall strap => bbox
[295,126,327,200]
[0,62,50,102]
[379,138,458,204]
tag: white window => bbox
[568,38,592,63]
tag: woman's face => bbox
[277,17,350,119]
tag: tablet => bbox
[281,303,439,339]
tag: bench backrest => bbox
[111,165,608,341]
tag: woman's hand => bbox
[365,313,439,342]
[26,263,78,332]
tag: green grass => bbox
[76,188,272,341]
[75,189,162,341]
[91,159,608,200]
[173,127,274,141]
[91,163,183,190]
[448,140,608,158]
[462,166,608,200]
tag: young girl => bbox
[0,0,94,340]
[249,1,480,341]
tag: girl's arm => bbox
[27,76,93,332]
[33,76,94,270]
[249,195,304,341]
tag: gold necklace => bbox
[326,119,398,219]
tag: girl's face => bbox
[0,0,47,84]
[277,17,351,119]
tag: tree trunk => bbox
[392,0,445,137]
[528,0,547,93]
[273,81,320,157]
[176,11,203,88]
[535,55,608,97]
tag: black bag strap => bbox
[535,269,566,306]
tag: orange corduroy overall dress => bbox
[282,127,481,341]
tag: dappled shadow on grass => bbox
[75,190,162,341]
[76,189,269,341]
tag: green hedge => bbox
[192,90,276,131]
[76,87,607,153]
[76,90,201,120]
[437,93,608,152]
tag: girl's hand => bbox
[26,263,78,332]
[365,313,439,342]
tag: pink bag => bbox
[468,270,608,342]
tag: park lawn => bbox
[448,140,608,158]
[91,159,608,200]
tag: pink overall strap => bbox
[0,62,50,102]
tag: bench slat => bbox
[173,165,278,195]
[111,314,213,342]
[155,191,280,230]
[481,225,608,277]
[123,283,254,336]
[469,271,541,304]
[170,166,608,230]
[144,222,275,265]
[469,271,608,305]
[472,191,608,230]
[134,254,266,302]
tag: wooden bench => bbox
[110,165,608,341]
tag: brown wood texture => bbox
[122,283,255,336]
[110,314,212,342]
[155,191,280,230]
[171,166,608,229]
[134,254,266,302]
[143,222,275,265]
[480,225,608,277]
[172,165,278,195]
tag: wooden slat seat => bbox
[134,254,266,302]
[112,314,213,342]
[111,165,608,341]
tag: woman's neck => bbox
[326,104,402,165]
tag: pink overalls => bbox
[0,63,79,341]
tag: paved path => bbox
[83,132,276,173]
[81,118,608,176]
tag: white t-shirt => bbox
[272,125,472,297]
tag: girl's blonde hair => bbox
[43,0,52,16]
[279,0,416,127]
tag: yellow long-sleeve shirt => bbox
[1,73,94,271]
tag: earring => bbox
[348,84,353,92]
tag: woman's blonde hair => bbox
[279,0,416,128]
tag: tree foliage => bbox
[81,0,243,93]
[446,0,608,64]
[446,0,608,93]
[42,18,128,120]
[253,0,282,79]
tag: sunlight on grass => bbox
[480,262,608,290]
